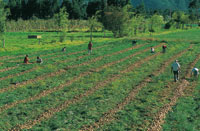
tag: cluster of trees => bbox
[0,0,199,40]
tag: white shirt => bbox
[192,68,199,73]
[171,62,180,71]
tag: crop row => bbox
[0,41,162,129]
[0,40,152,88]
[97,44,200,130]
[162,60,200,130]
[0,42,185,130]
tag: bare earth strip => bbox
[0,43,150,93]
[147,53,200,131]
[0,44,156,114]
[0,66,18,73]
[80,46,192,131]
[0,44,108,73]
[11,47,161,130]
[7,45,109,63]
[0,44,111,81]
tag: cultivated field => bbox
[0,29,200,130]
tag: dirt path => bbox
[11,47,161,130]
[7,45,109,63]
[0,43,150,93]
[0,66,18,73]
[0,44,108,74]
[80,47,191,131]
[0,44,114,82]
[147,53,200,131]
[0,44,156,114]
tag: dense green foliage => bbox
[132,0,191,10]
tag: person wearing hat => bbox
[171,60,181,82]
[191,67,199,78]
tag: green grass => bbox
[0,30,200,130]
[162,60,200,131]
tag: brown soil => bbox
[80,47,191,131]
[0,43,148,93]
[0,45,108,73]
[10,45,162,130]
[147,53,200,131]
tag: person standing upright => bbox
[88,41,93,55]
[162,45,167,53]
[171,60,181,82]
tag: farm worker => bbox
[36,56,43,64]
[62,47,66,52]
[191,67,199,78]
[132,40,137,46]
[24,55,29,64]
[151,47,155,53]
[171,60,181,82]
[88,41,93,55]
[162,45,167,53]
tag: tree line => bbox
[0,0,199,40]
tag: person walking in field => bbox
[151,47,155,53]
[171,60,181,82]
[24,55,29,64]
[162,45,167,53]
[88,41,93,55]
[191,67,199,78]
[36,56,43,64]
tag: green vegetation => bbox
[0,29,200,130]
[0,0,200,130]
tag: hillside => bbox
[131,0,190,11]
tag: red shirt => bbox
[88,42,93,50]
[163,45,167,49]
[24,57,29,64]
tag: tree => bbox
[189,0,200,20]
[6,0,22,20]
[61,0,73,19]
[71,0,87,19]
[129,15,146,36]
[134,0,146,15]
[148,14,164,35]
[86,1,102,18]
[102,5,132,37]
[88,14,102,41]
[107,0,130,7]
[0,0,7,48]
[54,7,69,42]
[172,11,188,29]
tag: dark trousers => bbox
[173,71,179,82]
